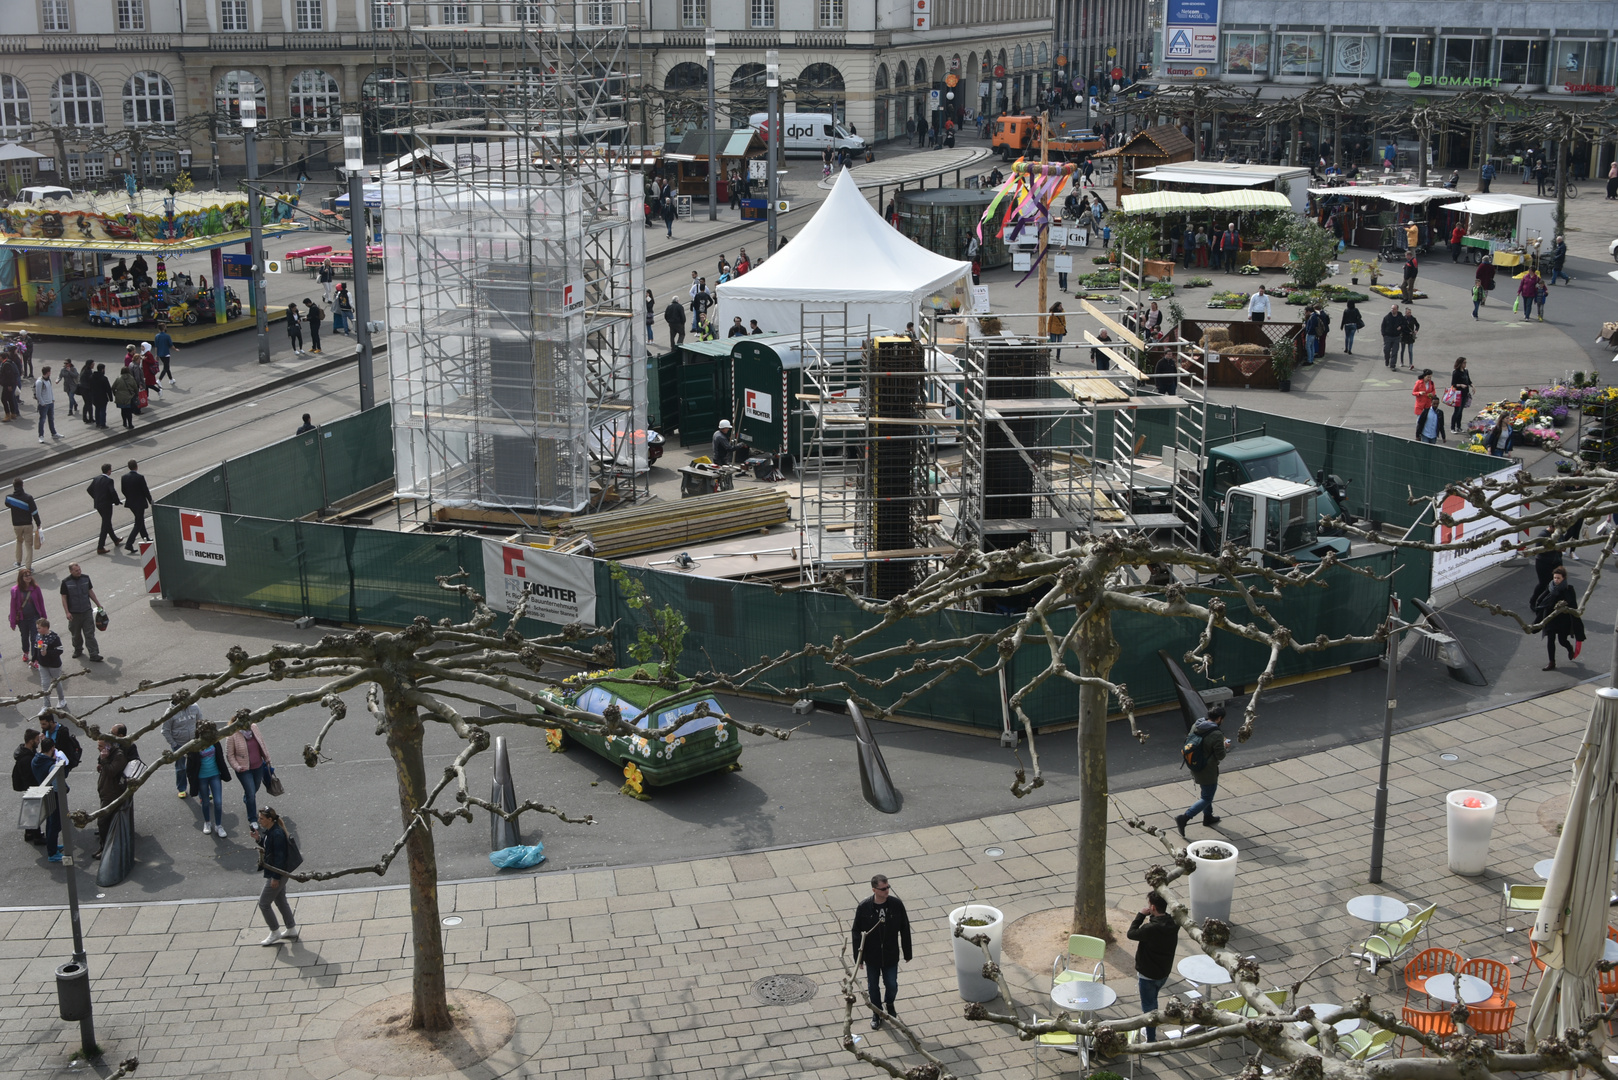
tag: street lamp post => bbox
[240,97,271,365]
[766,49,780,256]
[706,28,718,222]
[1368,597,1408,884]
[342,114,375,411]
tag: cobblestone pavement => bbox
[1,681,1607,1080]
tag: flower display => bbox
[545,727,565,753]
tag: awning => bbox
[1136,167,1269,187]
[1447,197,1525,215]
[1307,185,1464,206]
[1121,190,1293,214]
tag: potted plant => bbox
[1270,337,1296,391]
[948,903,1005,1002]
[1186,840,1240,923]
[1349,258,1366,284]
[1367,260,1381,288]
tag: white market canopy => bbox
[1121,190,1293,214]
[1447,194,1556,215]
[715,169,971,335]
[1136,167,1270,187]
[1308,185,1465,206]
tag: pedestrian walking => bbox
[31,367,59,443]
[1416,404,1443,443]
[14,330,32,378]
[661,196,675,238]
[664,296,686,346]
[8,478,40,570]
[1399,305,1419,367]
[1181,224,1195,269]
[93,724,134,859]
[186,719,232,838]
[30,617,66,710]
[0,349,20,422]
[297,413,316,435]
[644,289,656,344]
[1153,353,1179,396]
[1484,417,1513,456]
[1608,160,1618,200]
[87,464,122,554]
[38,714,81,778]
[1219,222,1240,272]
[1470,280,1486,320]
[1548,236,1571,286]
[140,344,161,397]
[1534,565,1581,671]
[154,326,175,384]
[1517,269,1540,322]
[1534,275,1549,322]
[163,701,200,798]
[286,304,304,355]
[1530,530,1562,610]
[1340,299,1364,354]
[1173,703,1229,836]
[255,806,301,945]
[850,874,912,1029]
[1047,302,1067,344]
[1380,304,1405,369]
[10,567,45,659]
[1534,157,1549,197]
[111,366,140,429]
[58,360,78,416]
[120,460,152,552]
[1127,891,1179,1042]
[1449,222,1464,262]
[31,735,64,861]
[691,279,712,332]
[59,563,102,662]
[304,299,324,354]
[1479,160,1495,193]
[333,285,353,335]
[1474,259,1496,311]
[1446,358,1473,433]
[14,729,41,845]
[225,721,274,833]
[319,261,335,304]
[1246,286,1271,323]
[1412,369,1437,417]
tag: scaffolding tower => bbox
[378,2,649,522]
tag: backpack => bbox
[1182,725,1212,772]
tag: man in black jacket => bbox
[39,715,82,778]
[120,460,153,552]
[87,463,122,554]
[88,363,112,428]
[12,729,40,843]
[9,477,41,570]
[1127,892,1180,1041]
[1380,304,1406,370]
[664,297,686,346]
[850,874,913,1029]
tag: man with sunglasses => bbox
[850,874,912,1030]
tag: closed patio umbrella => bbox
[1526,686,1618,1048]
[0,142,44,162]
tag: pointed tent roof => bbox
[716,169,970,307]
[1094,125,1194,160]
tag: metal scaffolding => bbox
[378,2,648,521]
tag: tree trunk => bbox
[384,694,453,1031]
[1417,127,1430,188]
[1555,139,1569,236]
[1072,607,1121,939]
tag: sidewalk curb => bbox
[1,343,380,477]
[645,204,812,264]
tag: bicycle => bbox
[1554,179,1579,200]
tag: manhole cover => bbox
[752,974,817,1005]
[1439,753,1460,762]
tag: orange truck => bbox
[991,116,1107,161]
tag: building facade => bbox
[1052,0,1153,101]
[1153,0,1618,169]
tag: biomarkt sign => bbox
[1406,71,1501,89]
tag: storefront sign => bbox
[1166,26,1219,61]
[1406,71,1501,89]
[1564,83,1615,93]
[1166,0,1218,25]
[481,540,597,625]
[1164,65,1213,78]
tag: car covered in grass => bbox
[543,663,741,787]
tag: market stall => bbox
[1118,189,1294,264]
[1137,162,1311,215]
[665,129,767,202]
[1443,194,1556,266]
[1305,185,1466,252]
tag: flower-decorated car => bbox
[541,663,742,787]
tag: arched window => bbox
[51,72,103,129]
[123,71,175,127]
[913,60,927,85]
[216,70,267,123]
[894,63,908,89]
[874,64,889,91]
[730,63,767,125]
[0,75,30,138]
[664,62,706,138]
[1012,45,1023,68]
[1038,42,1048,65]
[362,67,410,112]
[289,68,340,133]
[797,62,846,119]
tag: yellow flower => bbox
[620,761,648,799]
[545,727,565,752]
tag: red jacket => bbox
[1412,377,1436,416]
[142,351,160,387]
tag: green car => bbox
[544,664,742,787]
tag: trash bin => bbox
[55,960,89,1021]
[948,904,1004,1002]
[1187,840,1241,924]
[1446,789,1498,875]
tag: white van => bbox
[747,112,865,159]
[16,185,73,203]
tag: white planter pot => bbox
[1187,840,1240,924]
[949,904,1004,1002]
[1445,789,1498,875]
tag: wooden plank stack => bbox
[556,487,792,559]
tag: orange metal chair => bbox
[1521,939,1547,991]
[1404,947,1461,1004]
[1599,931,1618,1032]
[1401,1007,1456,1056]
[1468,1003,1516,1048]
[1459,958,1513,1010]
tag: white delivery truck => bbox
[748,112,865,159]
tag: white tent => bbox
[715,169,970,336]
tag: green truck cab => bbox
[1203,436,1351,562]
[542,664,742,787]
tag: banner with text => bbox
[481,540,598,625]
[1430,463,1528,590]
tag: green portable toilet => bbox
[676,338,738,447]
[731,336,805,468]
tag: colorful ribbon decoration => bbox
[976,160,1077,288]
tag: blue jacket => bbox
[260,822,290,880]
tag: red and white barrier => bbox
[139,542,160,595]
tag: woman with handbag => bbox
[1447,358,1473,433]
[225,721,276,837]
[255,806,301,946]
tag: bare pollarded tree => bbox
[23,574,793,1033]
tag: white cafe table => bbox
[1177,954,1230,998]
[1534,859,1556,880]
[1346,895,1409,924]
[1424,973,1494,1005]
[1052,981,1118,1012]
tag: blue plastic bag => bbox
[488,843,546,869]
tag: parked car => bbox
[541,663,742,786]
